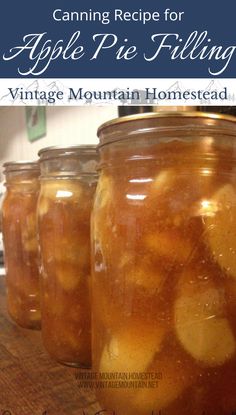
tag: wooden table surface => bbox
[0,277,100,415]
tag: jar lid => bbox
[38,144,98,159]
[3,160,39,173]
[97,111,236,147]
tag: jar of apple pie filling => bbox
[2,161,41,329]
[92,112,236,415]
[38,145,98,368]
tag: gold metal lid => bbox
[38,144,97,158]
[3,160,39,172]
[98,111,236,136]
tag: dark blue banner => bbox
[0,0,235,78]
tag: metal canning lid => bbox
[38,144,98,159]
[97,111,236,146]
[3,160,39,173]
[98,111,236,134]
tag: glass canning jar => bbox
[2,161,41,329]
[92,112,236,415]
[38,145,98,368]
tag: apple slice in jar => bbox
[93,174,116,259]
[150,162,216,220]
[100,321,194,414]
[39,180,82,216]
[94,173,114,211]
[204,184,236,279]
[146,168,207,264]
[21,211,38,252]
[100,321,166,374]
[56,263,82,292]
[117,252,167,297]
[174,267,235,367]
[144,230,194,264]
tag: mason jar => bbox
[92,112,236,415]
[2,161,41,329]
[38,145,98,368]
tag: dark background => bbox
[0,0,235,78]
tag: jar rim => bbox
[38,144,98,158]
[3,160,39,173]
[97,111,236,139]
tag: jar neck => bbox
[39,155,98,179]
[98,132,236,172]
[5,171,40,193]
